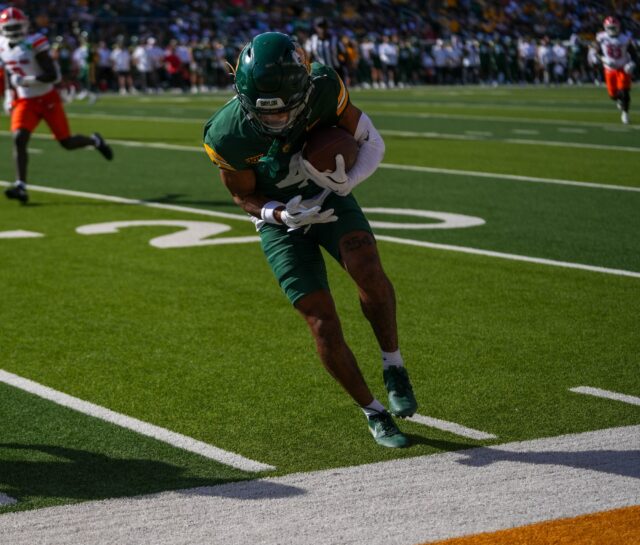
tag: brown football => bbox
[303,126,359,172]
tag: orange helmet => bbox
[0,7,29,41]
[603,16,620,37]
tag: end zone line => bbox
[408,413,497,440]
[0,370,275,472]
[570,386,640,406]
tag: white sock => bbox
[362,398,387,417]
[382,349,404,369]
[14,180,26,188]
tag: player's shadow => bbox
[455,446,640,479]
[0,443,302,505]
[143,193,238,208]
[404,434,479,451]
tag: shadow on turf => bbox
[0,443,302,504]
[455,447,640,479]
[143,193,238,208]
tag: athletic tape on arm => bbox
[347,113,385,187]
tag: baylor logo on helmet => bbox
[256,97,284,109]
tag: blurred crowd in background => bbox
[1,0,639,97]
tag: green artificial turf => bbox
[0,85,638,514]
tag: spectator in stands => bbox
[305,16,342,76]
[111,38,134,95]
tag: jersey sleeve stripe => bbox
[336,76,349,116]
[203,143,236,171]
[32,37,49,49]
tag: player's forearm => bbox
[347,113,385,187]
[232,193,284,223]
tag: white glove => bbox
[3,90,12,115]
[279,194,337,231]
[624,61,636,75]
[300,154,354,197]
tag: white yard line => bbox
[0,370,274,473]
[570,387,640,406]
[1,425,637,545]
[376,235,640,279]
[558,127,587,134]
[512,129,540,135]
[505,138,640,153]
[378,162,640,192]
[2,131,637,193]
[2,181,639,280]
[368,109,640,130]
[0,230,44,239]
[408,413,497,440]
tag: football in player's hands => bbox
[303,126,359,173]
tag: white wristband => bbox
[261,200,285,224]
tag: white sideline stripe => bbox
[375,235,640,279]
[2,181,639,280]
[0,493,17,506]
[1,426,638,545]
[0,370,275,472]
[512,129,539,135]
[378,163,640,193]
[0,230,44,239]
[570,386,640,406]
[2,130,637,194]
[408,413,497,440]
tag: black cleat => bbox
[5,184,29,204]
[93,132,113,161]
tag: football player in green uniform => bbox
[203,32,417,448]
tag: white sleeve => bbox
[347,113,385,188]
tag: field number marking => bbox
[0,369,274,472]
[570,386,640,406]
[76,220,258,248]
[364,208,485,230]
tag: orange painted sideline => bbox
[421,505,640,545]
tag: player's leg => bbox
[618,71,632,124]
[260,222,408,448]
[294,289,373,407]
[294,289,408,448]
[43,91,114,160]
[5,98,39,203]
[339,229,418,419]
[318,194,418,420]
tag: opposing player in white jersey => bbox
[0,7,113,204]
[596,16,638,124]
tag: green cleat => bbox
[367,411,410,448]
[383,366,418,418]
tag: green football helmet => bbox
[234,32,312,136]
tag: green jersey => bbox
[203,63,349,203]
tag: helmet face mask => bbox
[234,32,312,137]
[0,7,29,41]
[603,16,620,37]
